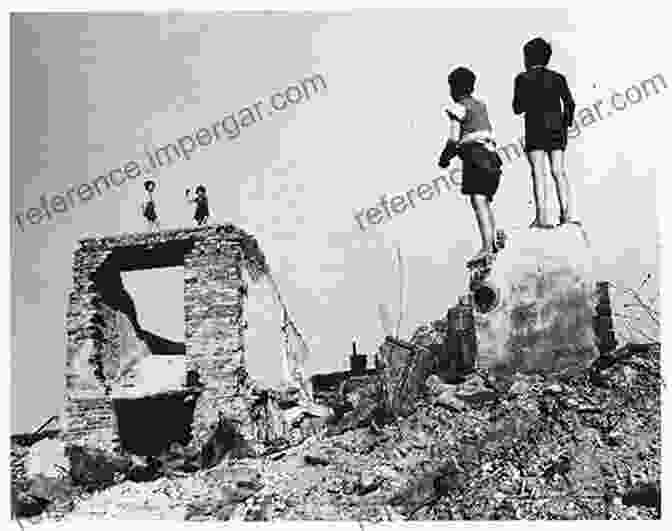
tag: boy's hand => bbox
[563,113,574,129]
[438,140,459,168]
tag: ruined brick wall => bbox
[61,225,255,452]
[183,230,252,446]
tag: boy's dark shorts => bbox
[459,144,502,202]
[524,129,567,152]
[524,112,568,152]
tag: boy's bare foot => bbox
[495,229,506,251]
[530,219,555,229]
[559,215,582,226]
[468,248,493,266]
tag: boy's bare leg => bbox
[526,150,552,226]
[550,150,579,223]
[470,194,494,261]
[487,199,496,233]
[487,200,499,252]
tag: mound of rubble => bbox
[12,342,661,523]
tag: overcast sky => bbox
[11,9,665,433]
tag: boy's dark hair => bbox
[448,67,476,98]
[523,37,552,67]
[195,185,206,194]
[144,180,156,192]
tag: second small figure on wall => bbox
[186,185,211,226]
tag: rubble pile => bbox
[11,441,29,486]
[246,385,332,453]
[11,343,661,523]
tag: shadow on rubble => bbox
[11,413,255,523]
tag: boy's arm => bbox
[513,74,526,115]
[444,102,465,142]
[448,116,460,142]
[438,104,463,168]
[559,74,576,127]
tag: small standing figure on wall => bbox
[142,180,160,231]
[186,185,210,226]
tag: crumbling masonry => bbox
[60,224,263,453]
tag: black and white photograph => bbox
[9,6,667,526]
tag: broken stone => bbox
[455,372,498,402]
[301,401,333,419]
[425,373,462,397]
[606,429,626,447]
[27,474,74,505]
[236,478,264,491]
[412,430,430,448]
[377,465,402,482]
[276,386,302,408]
[25,438,69,479]
[623,483,661,511]
[357,471,381,495]
[359,470,377,488]
[384,504,405,521]
[435,390,467,411]
[508,379,531,396]
[208,465,260,486]
[12,488,50,518]
[283,406,307,426]
[230,486,258,503]
[474,225,597,373]
[216,504,237,521]
[357,482,381,496]
[455,386,498,403]
[425,374,446,395]
[66,445,131,490]
[545,383,563,394]
[200,414,251,468]
[127,456,162,482]
[304,455,330,466]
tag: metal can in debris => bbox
[441,302,478,378]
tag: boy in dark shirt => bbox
[513,37,579,228]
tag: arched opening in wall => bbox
[95,264,192,455]
[121,267,185,349]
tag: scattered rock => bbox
[425,374,456,396]
[455,373,498,402]
[28,474,74,504]
[12,488,51,518]
[12,344,660,523]
[508,379,531,396]
[216,504,237,521]
[26,438,69,479]
[545,383,563,394]
[357,472,381,496]
[304,455,330,466]
[435,390,467,411]
[66,445,130,490]
[623,483,661,512]
[200,414,251,468]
